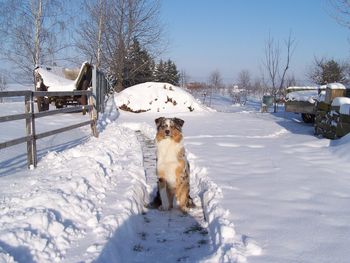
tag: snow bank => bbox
[115,82,206,113]
[0,99,147,262]
[188,154,262,262]
[329,133,350,161]
[96,95,120,132]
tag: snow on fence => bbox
[0,90,98,169]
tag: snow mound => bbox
[0,98,141,262]
[329,133,350,161]
[115,82,206,113]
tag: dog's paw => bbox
[179,206,189,214]
[159,205,170,211]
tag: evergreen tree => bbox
[123,38,154,87]
[154,59,165,82]
[165,59,180,86]
[153,59,180,85]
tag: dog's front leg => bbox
[158,178,171,211]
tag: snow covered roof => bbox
[285,90,325,103]
[286,86,324,92]
[115,82,207,113]
[36,67,76,91]
[35,62,90,92]
[327,83,347,90]
[285,83,347,103]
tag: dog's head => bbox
[155,117,184,142]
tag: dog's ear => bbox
[155,117,165,127]
[173,118,184,128]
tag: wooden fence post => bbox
[25,92,37,168]
[89,91,98,138]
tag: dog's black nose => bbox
[165,130,170,136]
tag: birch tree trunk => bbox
[33,0,42,67]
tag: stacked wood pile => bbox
[314,84,350,139]
[336,98,350,138]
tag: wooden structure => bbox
[0,90,97,169]
[314,84,350,139]
[284,86,326,123]
[337,114,350,138]
[35,62,93,111]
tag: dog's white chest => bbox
[157,138,181,163]
[156,138,182,188]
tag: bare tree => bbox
[0,0,70,81]
[251,77,264,98]
[209,70,223,90]
[76,0,107,69]
[285,74,298,88]
[77,0,164,91]
[180,69,190,88]
[262,32,295,112]
[238,70,252,91]
[328,0,350,28]
[207,70,223,106]
[308,57,347,85]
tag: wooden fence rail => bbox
[0,90,97,169]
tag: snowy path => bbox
[132,131,212,262]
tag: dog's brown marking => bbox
[172,129,183,143]
[175,158,190,212]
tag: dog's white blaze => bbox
[156,137,183,189]
[159,186,170,210]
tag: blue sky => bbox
[160,0,350,84]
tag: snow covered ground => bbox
[1,83,350,262]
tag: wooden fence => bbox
[0,90,97,169]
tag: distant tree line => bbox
[186,55,349,109]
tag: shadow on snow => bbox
[94,205,213,263]
[0,136,89,177]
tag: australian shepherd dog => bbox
[152,117,193,213]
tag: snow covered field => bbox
[1,83,350,262]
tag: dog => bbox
[151,117,193,213]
